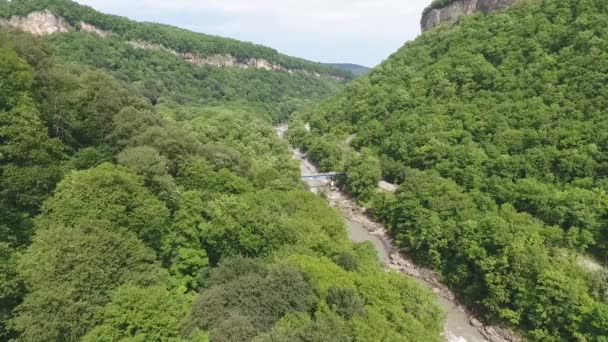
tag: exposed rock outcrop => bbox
[129,40,286,71]
[421,0,516,32]
[79,21,110,37]
[3,12,343,78]
[1,10,69,35]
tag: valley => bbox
[1,0,608,341]
[278,124,518,342]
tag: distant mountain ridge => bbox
[0,0,353,79]
[325,63,371,76]
[0,0,356,123]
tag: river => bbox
[275,125,518,342]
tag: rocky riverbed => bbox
[276,124,521,342]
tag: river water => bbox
[275,125,513,342]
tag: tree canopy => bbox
[0,7,445,341]
[291,0,608,340]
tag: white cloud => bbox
[74,0,434,66]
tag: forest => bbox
[0,0,354,123]
[0,1,446,341]
[290,0,608,340]
[1,0,353,80]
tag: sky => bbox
[73,0,435,67]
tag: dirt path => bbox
[276,125,520,342]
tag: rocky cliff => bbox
[421,0,516,32]
[2,11,316,75]
[3,11,345,80]
[1,10,69,35]
[128,41,286,71]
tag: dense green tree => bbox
[295,0,608,339]
[177,157,253,197]
[106,107,162,150]
[0,244,22,340]
[326,287,367,320]
[132,124,202,174]
[183,261,315,340]
[343,148,382,198]
[37,163,170,251]
[83,285,192,342]
[117,145,178,205]
[0,48,33,111]
[166,191,210,291]
[13,220,166,341]
[0,2,450,341]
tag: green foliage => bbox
[284,255,444,341]
[38,163,171,252]
[117,146,177,204]
[132,123,202,174]
[166,191,210,291]
[38,64,150,148]
[333,250,361,272]
[83,285,192,342]
[183,260,315,340]
[0,48,33,111]
[106,107,162,150]
[253,312,351,342]
[0,1,8,17]
[422,0,462,17]
[326,287,367,320]
[13,220,166,341]
[0,244,22,340]
[298,0,608,339]
[0,3,448,341]
[343,148,382,198]
[5,0,352,78]
[199,190,346,264]
[0,0,352,121]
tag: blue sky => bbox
[74,0,434,67]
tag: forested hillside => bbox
[0,1,446,341]
[326,63,371,76]
[0,0,354,123]
[291,0,608,340]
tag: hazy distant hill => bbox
[326,63,371,76]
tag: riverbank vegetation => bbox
[0,6,444,341]
[290,0,608,340]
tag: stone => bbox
[5,10,69,35]
[470,318,483,328]
[421,0,516,32]
[80,21,110,37]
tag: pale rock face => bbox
[79,21,110,37]
[180,52,237,67]
[421,0,516,32]
[4,10,69,35]
[3,12,339,78]
[129,41,288,71]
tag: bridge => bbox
[301,173,346,180]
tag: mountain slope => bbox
[0,0,354,122]
[0,1,446,341]
[291,0,608,340]
[421,0,516,31]
[326,63,371,76]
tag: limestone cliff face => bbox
[1,10,69,35]
[3,11,341,78]
[129,41,286,71]
[421,0,516,32]
[79,21,110,37]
